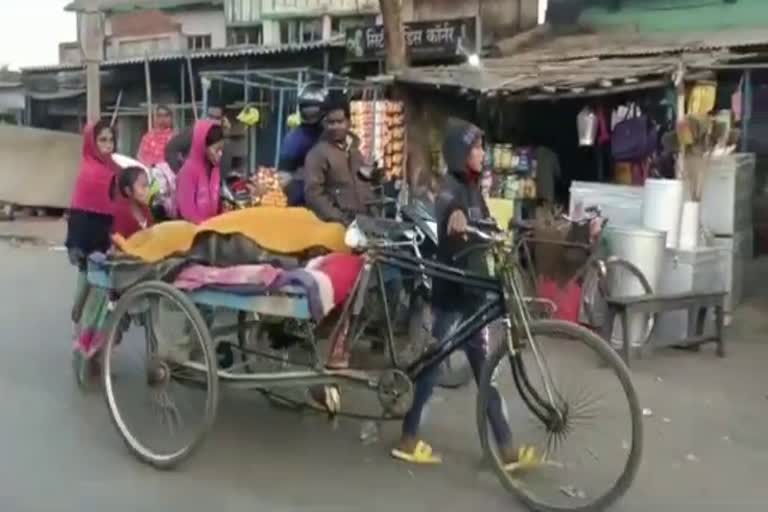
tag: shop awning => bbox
[395,51,751,100]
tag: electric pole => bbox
[81,0,104,123]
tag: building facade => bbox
[573,0,767,33]
[62,0,227,64]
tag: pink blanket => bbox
[173,253,363,320]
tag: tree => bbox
[379,0,407,72]
[379,0,431,191]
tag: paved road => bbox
[0,242,767,511]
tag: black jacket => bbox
[432,119,490,312]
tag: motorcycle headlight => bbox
[344,221,368,249]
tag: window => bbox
[331,15,376,38]
[228,26,263,46]
[187,34,212,51]
[279,18,323,45]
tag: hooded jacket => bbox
[165,125,235,178]
[432,119,490,311]
[303,131,373,224]
[70,123,120,215]
[176,120,221,224]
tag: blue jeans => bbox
[402,309,513,447]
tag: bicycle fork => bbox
[499,265,564,428]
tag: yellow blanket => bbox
[113,207,350,263]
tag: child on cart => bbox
[391,119,539,468]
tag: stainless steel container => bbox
[604,225,666,347]
[712,229,753,315]
[569,181,644,228]
[700,153,755,236]
[653,246,726,345]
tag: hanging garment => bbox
[687,81,717,116]
[577,107,598,146]
[732,74,745,122]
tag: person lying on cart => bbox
[391,119,539,468]
[303,93,374,226]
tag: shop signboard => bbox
[346,17,476,62]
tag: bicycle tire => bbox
[476,319,643,512]
[582,257,656,347]
[102,281,219,470]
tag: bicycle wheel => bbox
[582,257,656,348]
[102,281,219,470]
[477,319,642,512]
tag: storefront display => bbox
[350,100,405,181]
[483,143,537,201]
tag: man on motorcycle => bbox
[278,82,327,206]
[304,93,374,225]
[392,119,535,467]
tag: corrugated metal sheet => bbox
[497,28,768,62]
[66,0,223,12]
[395,51,743,98]
[225,0,261,26]
[22,38,343,73]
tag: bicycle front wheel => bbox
[477,320,642,512]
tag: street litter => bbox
[560,485,587,500]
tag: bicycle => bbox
[512,206,656,347]
[458,223,643,511]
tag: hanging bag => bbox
[611,104,653,161]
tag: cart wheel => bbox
[102,281,219,470]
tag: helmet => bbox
[297,82,327,125]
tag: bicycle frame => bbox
[347,242,561,425]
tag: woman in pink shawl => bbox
[66,120,119,265]
[176,120,224,224]
[136,105,175,167]
[66,120,119,387]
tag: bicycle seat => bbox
[355,215,416,240]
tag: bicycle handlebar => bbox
[451,224,507,262]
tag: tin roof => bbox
[496,28,768,62]
[65,0,222,12]
[396,27,767,100]
[22,39,344,73]
[395,51,748,100]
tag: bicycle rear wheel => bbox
[582,257,656,348]
[477,320,642,512]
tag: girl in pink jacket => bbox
[176,120,224,224]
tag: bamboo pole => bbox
[144,54,153,131]
[110,89,123,127]
[186,53,198,121]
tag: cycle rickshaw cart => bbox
[87,213,642,512]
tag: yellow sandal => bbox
[391,440,443,465]
[503,445,543,473]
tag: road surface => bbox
[0,240,767,511]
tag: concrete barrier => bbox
[0,125,81,208]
